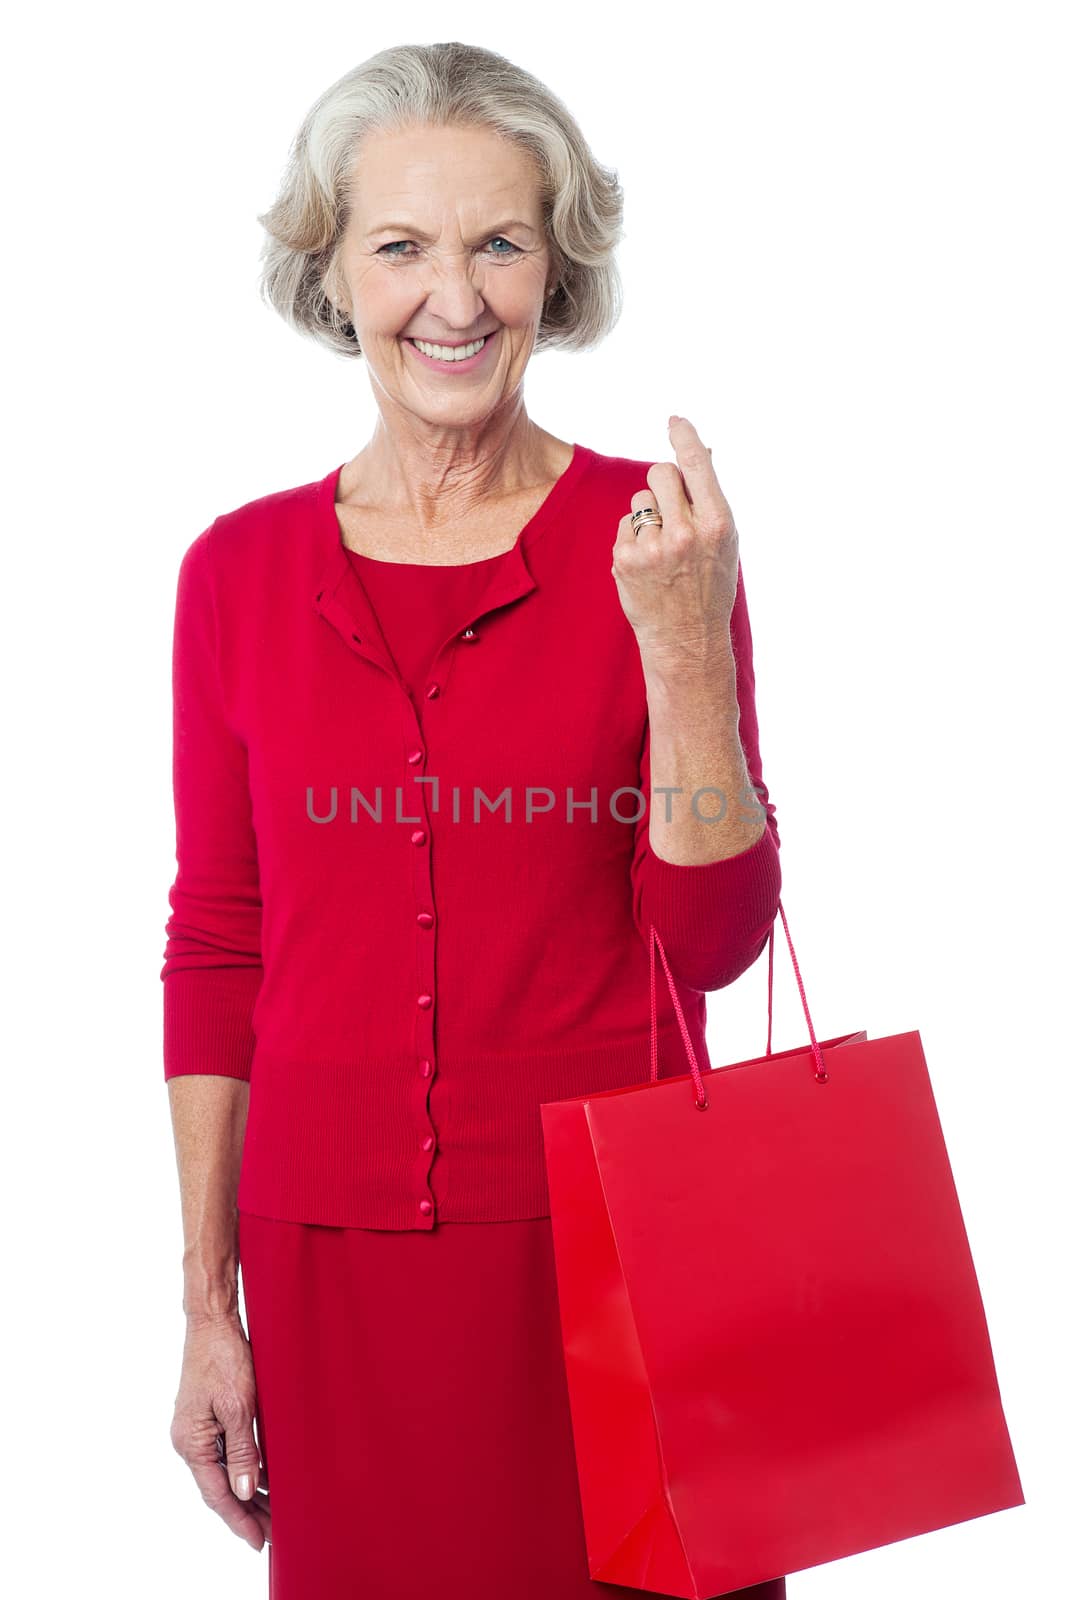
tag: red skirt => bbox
[237,1208,788,1600]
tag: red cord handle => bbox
[649,899,828,1109]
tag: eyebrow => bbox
[367,218,537,241]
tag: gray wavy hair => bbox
[257,41,625,361]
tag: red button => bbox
[411,828,427,846]
[419,1200,433,1215]
[417,993,433,1009]
[426,682,441,699]
[416,911,434,928]
[422,1134,434,1151]
[420,1058,432,1076]
[407,748,424,764]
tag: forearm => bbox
[640,630,767,865]
[166,1074,250,1324]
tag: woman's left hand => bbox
[611,416,739,663]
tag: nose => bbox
[416,255,489,333]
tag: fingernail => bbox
[236,1472,252,1499]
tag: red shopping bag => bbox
[540,901,1024,1599]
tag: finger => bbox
[666,416,729,520]
[643,460,692,527]
[247,1488,272,1545]
[616,489,664,548]
[217,1406,263,1502]
[189,1458,269,1550]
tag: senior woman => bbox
[162,39,784,1600]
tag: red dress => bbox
[237,544,787,1600]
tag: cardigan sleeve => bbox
[159,525,263,1081]
[629,557,782,992]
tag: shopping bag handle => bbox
[649,899,829,1110]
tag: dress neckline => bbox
[345,544,510,571]
[325,441,595,571]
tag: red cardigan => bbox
[160,441,781,1228]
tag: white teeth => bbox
[410,335,488,361]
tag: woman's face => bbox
[333,122,556,423]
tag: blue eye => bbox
[377,236,521,258]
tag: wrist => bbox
[183,1253,239,1323]
[641,638,739,720]
[184,1289,240,1327]
[638,627,735,682]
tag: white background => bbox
[3,2,1059,1594]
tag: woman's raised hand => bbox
[611,415,740,664]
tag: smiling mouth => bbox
[405,331,497,362]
